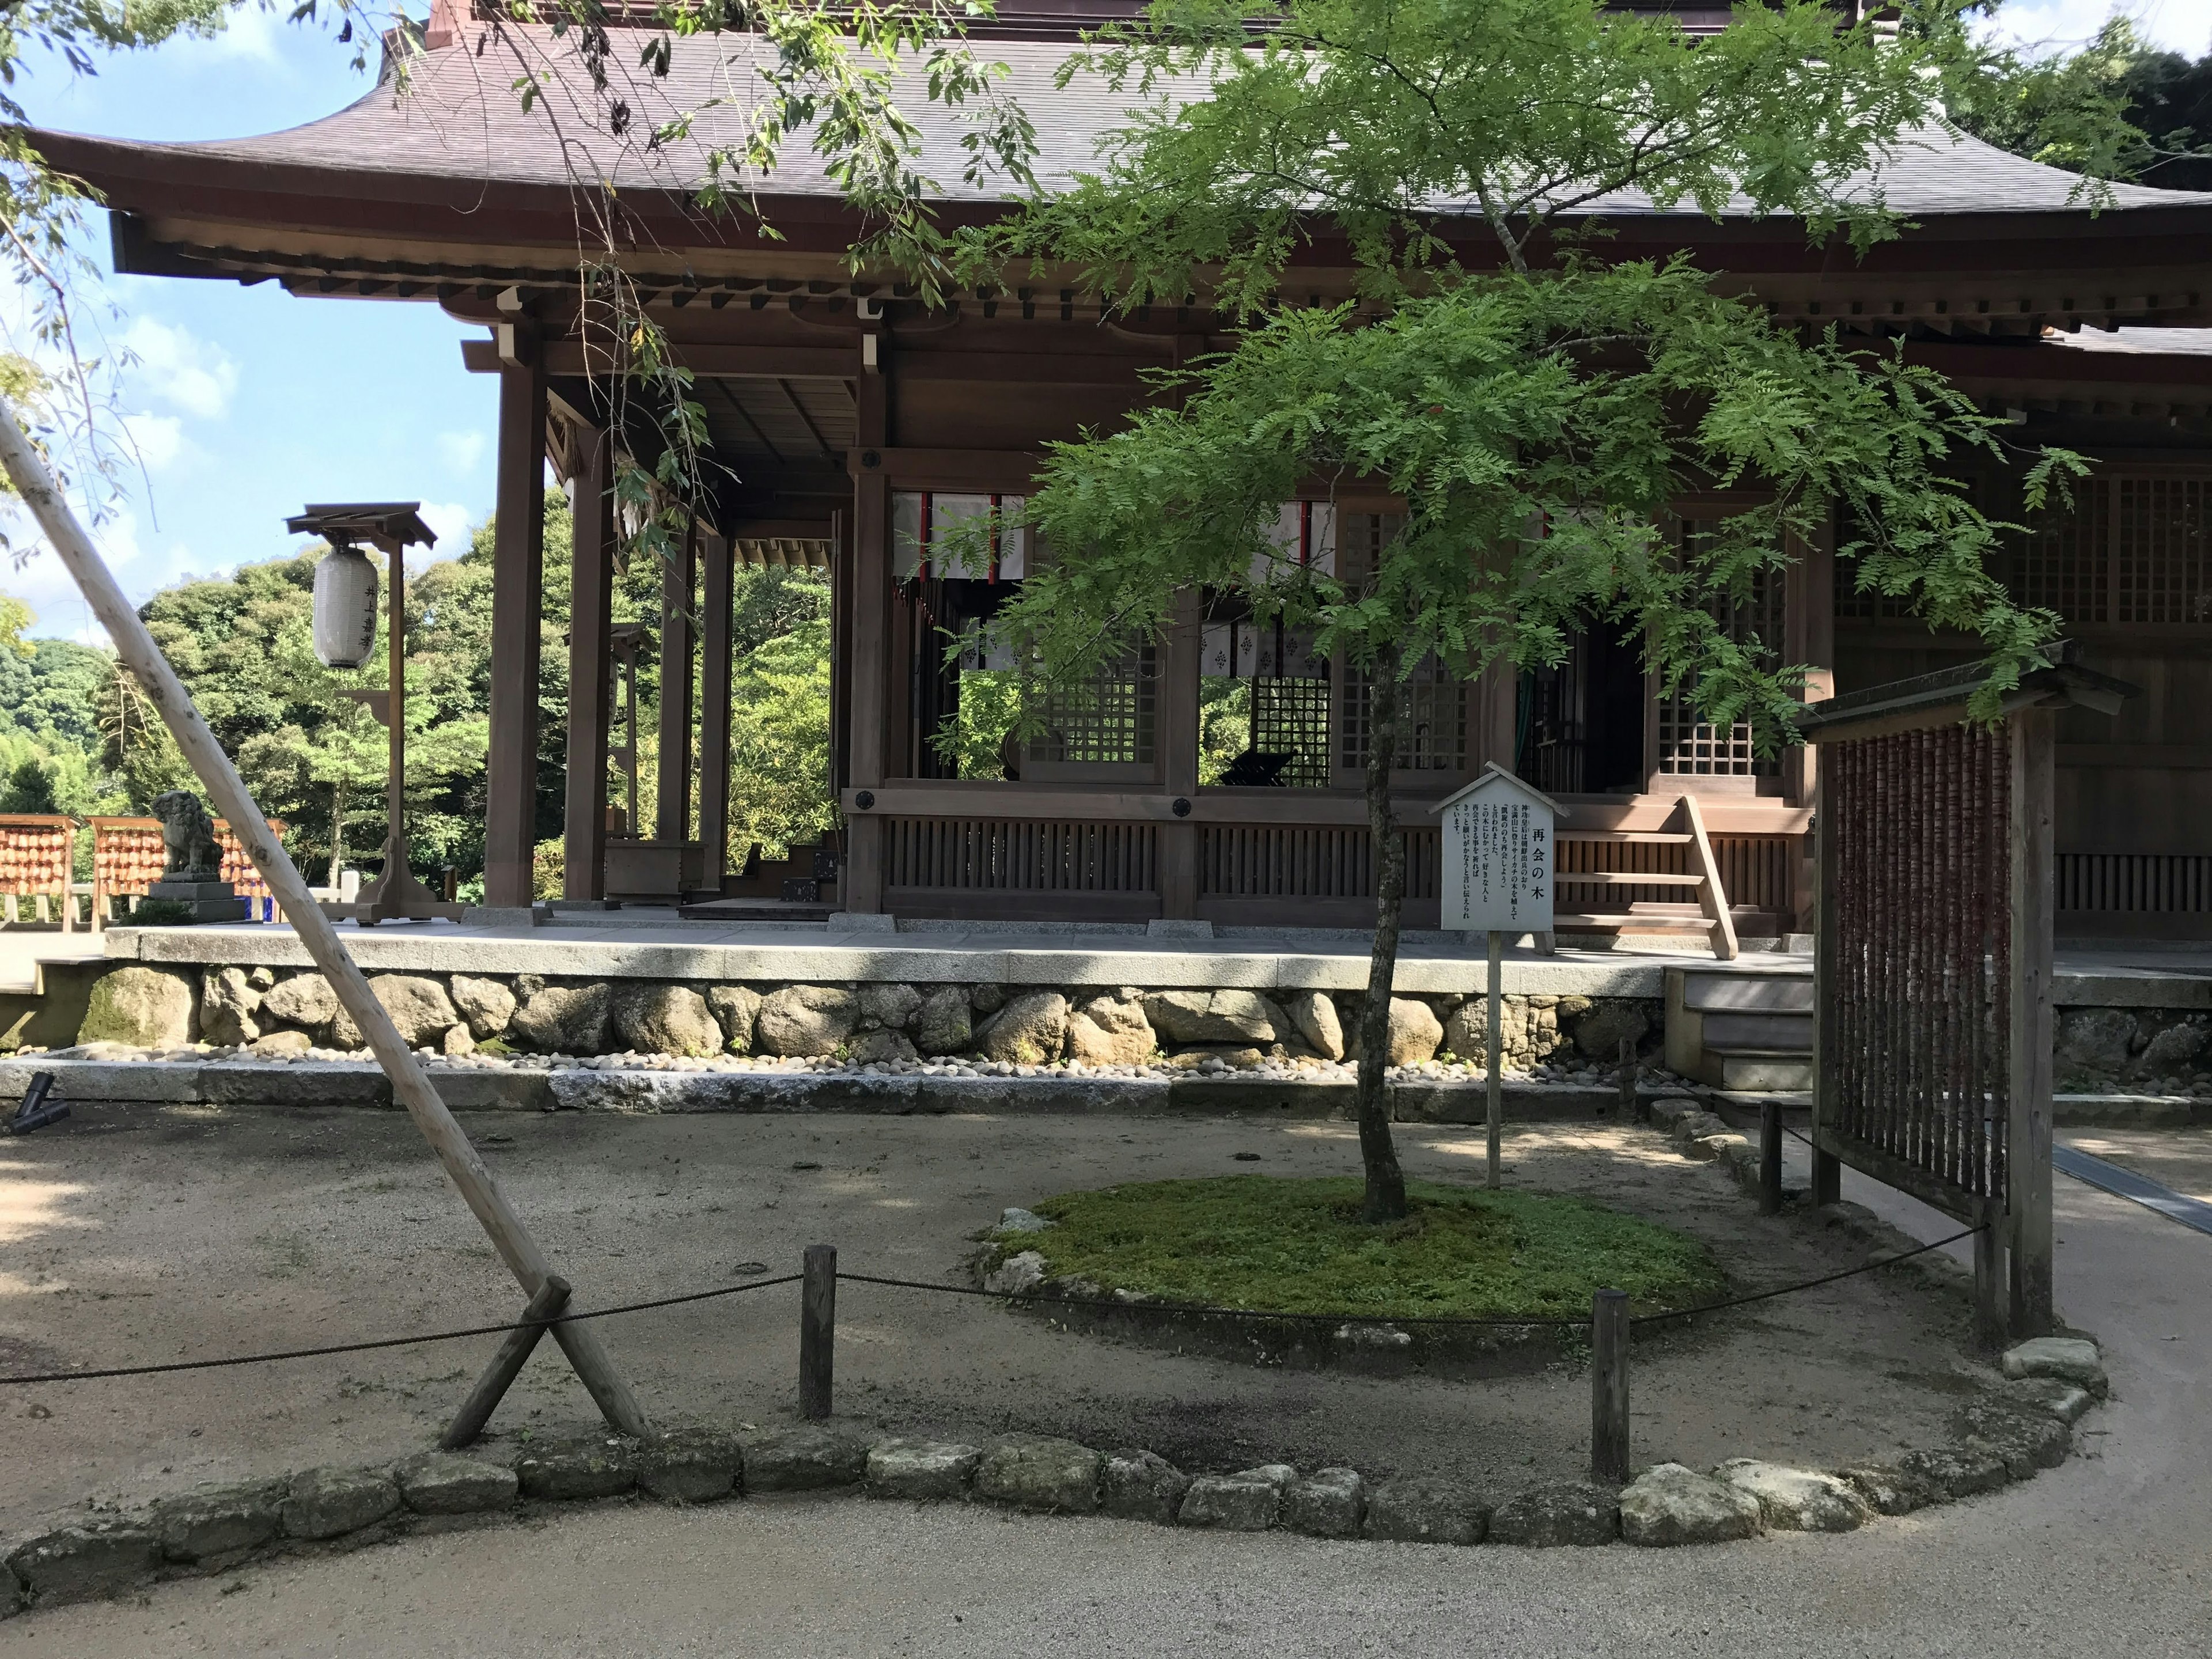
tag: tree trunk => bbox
[328,782,344,891]
[1354,655,1410,1223]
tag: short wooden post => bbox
[440,1275,571,1449]
[1616,1037,1638,1119]
[1485,928,1504,1188]
[1759,1099,1783,1215]
[800,1243,836,1421]
[1590,1287,1631,1484]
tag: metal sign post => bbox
[1440,764,1559,1188]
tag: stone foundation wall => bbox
[2053,1007,2211,1096]
[63,962,1662,1074]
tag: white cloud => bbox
[207,3,286,65]
[417,501,478,559]
[122,317,238,421]
[1977,0,2209,54]
[122,412,185,473]
[439,429,487,476]
[0,507,164,643]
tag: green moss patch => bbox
[990,1176,1725,1321]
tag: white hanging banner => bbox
[1439,763,1559,934]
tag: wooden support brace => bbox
[1678,793,1740,961]
[441,1275,571,1449]
[0,402,652,1442]
[1759,1099,1784,1216]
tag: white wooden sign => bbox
[1439,764,1559,934]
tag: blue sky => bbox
[1,0,2207,641]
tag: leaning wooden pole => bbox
[0,407,651,1437]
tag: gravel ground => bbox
[0,1103,1979,1535]
[3,1137,2203,1658]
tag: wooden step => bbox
[1681,974,1815,1013]
[676,898,836,923]
[1702,1011,1813,1051]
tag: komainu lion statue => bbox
[150,790,224,882]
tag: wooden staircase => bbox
[678,838,840,922]
[1551,794,1740,960]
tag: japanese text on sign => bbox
[1441,795,1554,933]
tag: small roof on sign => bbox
[1437,762,1561,817]
[284,501,435,553]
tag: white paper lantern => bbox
[312,545,380,668]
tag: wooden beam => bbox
[464,338,861,380]
[697,528,734,894]
[843,363,889,914]
[563,427,615,902]
[2009,709,2056,1337]
[849,447,1044,493]
[484,331,547,910]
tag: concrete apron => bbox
[0,1056,1622,1119]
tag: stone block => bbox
[1065,994,1155,1066]
[153,1481,282,1562]
[1178,1465,1293,1532]
[1143,989,1278,1046]
[1350,998,1444,1066]
[508,983,613,1055]
[866,1438,982,1501]
[514,1438,639,1501]
[199,966,263,1046]
[1099,1449,1190,1524]
[449,975,516,1039]
[1835,1463,1938,1517]
[78,966,195,1048]
[2000,1336,2107,1395]
[346,975,461,1049]
[858,982,923,1032]
[637,1429,745,1502]
[1363,1477,1488,1545]
[251,1031,313,1058]
[1282,1468,1366,1538]
[1995,1376,2094,1425]
[983,1250,1047,1295]
[6,1521,159,1605]
[1570,1002,1650,1062]
[1713,1460,1869,1532]
[262,972,339,1032]
[914,986,974,1055]
[613,984,723,1058]
[975,1437,1101,1513]
[1953,1404,2070,1479]
[708,985,763,1055]
[739,1426,868,1493]
[979,992,1068,1065]
[1895,1446,2010,1501]
[396,1453,519,1515]
[1487,1480,1620,1547]
[753,986,858,1058]
[1283,990,1344,1062]
[1618,1463,1762,1547]
[281,1466,402,1540]
[850,1028,920,1065]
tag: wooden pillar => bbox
[2008,707,2056,1338]
[1158,586,1201,918]
[562,426,614,901]
[484,332,548,909]
[696,527,734,895]
[844,357,889,914]
[655,518,698,844]
[1809,749,1843,1207]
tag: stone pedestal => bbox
[142,879,247,923]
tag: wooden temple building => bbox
[32,2,2212,941]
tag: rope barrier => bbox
[0,1218,1987,1389]
[0,1274,801,1388]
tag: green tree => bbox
[978,0,2075,1222]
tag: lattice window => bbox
[1025,649,1155,767]
[1338,654,1468,774]
[2013,479,2111,623]
[2116,477,2212,624]
[1656,530,1783,778]
[1252,677,1332,787]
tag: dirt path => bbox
[0,1104,1976,1533]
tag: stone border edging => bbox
[0,1334,2108,1617]
[0,1055,1626,1122]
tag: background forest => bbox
[0,493,834,897]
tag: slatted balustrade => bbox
[2057,852,2212,916]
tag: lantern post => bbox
[294,502,465,925]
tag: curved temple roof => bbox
[36,23,2212,222]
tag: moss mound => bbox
[990,1176,1725,1321]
